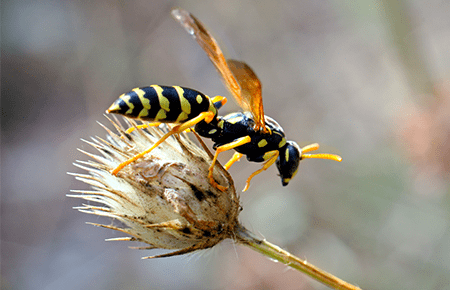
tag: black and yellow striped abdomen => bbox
[107,85,215,123]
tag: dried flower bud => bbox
[68,116,360,290]
[69,117,240,258]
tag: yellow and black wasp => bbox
[107,7,342,192]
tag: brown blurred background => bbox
[2,0,450,289]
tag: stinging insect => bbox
[106,7,342,192]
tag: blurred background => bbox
[2,0,450,289]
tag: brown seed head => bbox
[68,116,240,258]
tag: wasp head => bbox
[276,141,301,186]
[276,141,343,186]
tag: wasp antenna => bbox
[300,143,320,153]
[302,153,342,162]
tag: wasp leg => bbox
[243,150,279,192]
[111,111,216,175]
[125,122,161,135]
[208,136,251,191]
[224,152,244,170]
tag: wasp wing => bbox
[227,59,266,131]
[171,8,266,131]
[171,8,241,105]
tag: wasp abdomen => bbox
[107,85,212,123]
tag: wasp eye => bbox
[276,141,301,186]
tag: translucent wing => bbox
[227,60,265,131]
[171,7,266,131]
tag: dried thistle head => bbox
[68,116,240,258]
[67,117,360,290]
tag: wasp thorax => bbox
[69,117,240,258]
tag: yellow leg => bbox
[125,122,161,134]
[210,95,227,107]
[243,150,279,192]
[224,152,243,170]
[111,111,215,175]
[208,136,251,191]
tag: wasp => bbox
[107,7,342,192]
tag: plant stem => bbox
[234,225,362,290]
